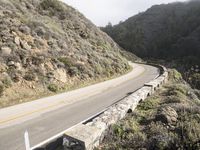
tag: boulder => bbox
[53,68,67,83]
[20,40,31,50]
[35,26,46,37]
[7,61,15,66]
[0,63,7,73]
[19,25,30,34]
[155,106,178,124]
[1,47,12,55]
[15,62,22,70]
[7,61,22,70]
[14,36,20,45]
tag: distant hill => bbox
[102,0,200,64]
[0,0,136,107]
[102,0,200,89]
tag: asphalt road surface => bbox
[0,63,159,150]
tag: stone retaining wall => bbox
[63,65,168,150]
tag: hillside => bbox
[102,0,200,89]
[98,69,200,150]
[0,0,134,108]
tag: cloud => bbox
[62,0,188,26]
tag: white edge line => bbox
[30,108,107,150]
[30,65,161,149]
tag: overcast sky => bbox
[62,0,188,26]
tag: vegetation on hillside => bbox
[98,69,200,150]
[0,0,136,107]
[102,0,200,89]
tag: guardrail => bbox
[26,63,168,150]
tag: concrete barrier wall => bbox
[62,65,168,150]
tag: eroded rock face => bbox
[155,106,178,124]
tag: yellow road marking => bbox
[0,90,101,125]
[0,101,64,125]
[0,65,146,125]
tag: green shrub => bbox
[190,73,200,89]
[168,90,186,100]
[147,122,168,137]
[48,84,58,92]
[138,97,160,111]
[176,116,200,149]
[194,89,200,99]
[40,0,65,17]
[168,84,187,95]
[24,72,36,81]
[2,77,12,88]
[166,85,188,102]
[58,57,74,68]
[112,124,125,138]
[69,67,79,76]
[40,0,64,12]
[165,95,183,104]
[169,69,182,82]
[0,84,4,96]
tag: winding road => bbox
[0,63,159,150]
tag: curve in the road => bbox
[0,63,159,150]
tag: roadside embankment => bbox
[61,65,168,150]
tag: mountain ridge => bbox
[102,0,200,89]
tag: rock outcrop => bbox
[155,106,178,124]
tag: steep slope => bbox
[0,0,132,107]
[102,0,200,89]
[98,69,200,150]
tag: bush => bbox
[138,97,160,111]
[127,132,147,148]
[190,73,200,89]
[168,84,187,95]
[194,89,200,99]
[165,95,183,104]
[58,57,74,68]
[40,0,62,10]
[40,0,64,16]
[48,84,58,92]
[2,77,12,88]
[166,85,188,101]
[176,115,200,149]
[69,67,79,77]
[0,84,4,96]
[24,72,36,81]
[112,124,125,138]
[169,69,182,82]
